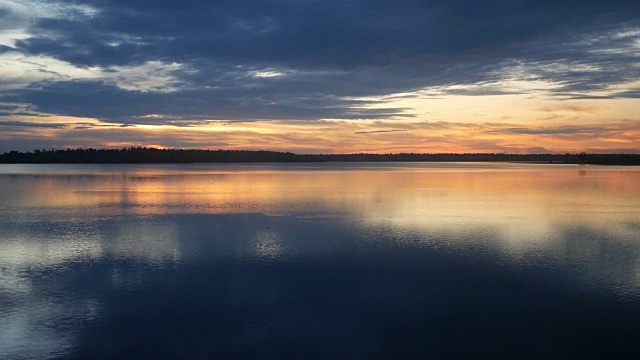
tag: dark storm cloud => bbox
[17,0,640,68]
[4,0,640,123]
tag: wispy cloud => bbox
[0,51,187,92]
[0,120,66,129]
[498,127,602,135]
[535,105,609,115]
[355,129,408,134]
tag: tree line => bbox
[1,147,639,165]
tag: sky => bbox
[0,0,639,154]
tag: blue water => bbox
[1,163,639,359]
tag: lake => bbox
[1,162,639,359]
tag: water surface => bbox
[1,163,639,358]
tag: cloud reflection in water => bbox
[1,163,639,358]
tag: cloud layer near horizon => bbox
[1,0,639,153]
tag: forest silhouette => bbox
[1,148,639,165]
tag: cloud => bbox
[3,117,637,154]
[14,1,639,68]
[499,127,602,135]
[0,51,186,92]
[0,0,638,151]
[0,120,67,128]
[355,129,408,134]
[0,0,98,47]
[9,1,640,79]
[483,121,640,146]
[0,2,28,48]
[7,80,411,123]
[535,104,609,114]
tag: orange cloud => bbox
[2,115,639,154]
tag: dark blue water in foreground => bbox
[1,163,640,359]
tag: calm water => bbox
[1,162,640,359]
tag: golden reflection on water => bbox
[2,164,638,220]
[0,163,639,269]
[1,163,639,360]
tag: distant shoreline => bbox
[1,148,639,165]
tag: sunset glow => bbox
[0,1,639,153]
